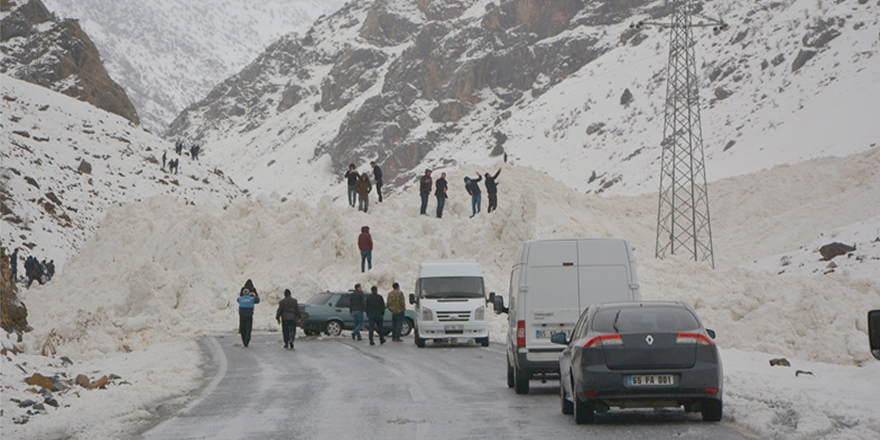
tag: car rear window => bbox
[592,307,700,333]
[306,292,333,305]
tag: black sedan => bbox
[552,301,723,424]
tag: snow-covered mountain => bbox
[40,0,349,133]
[1,75,245,270]
[168,0,880,202]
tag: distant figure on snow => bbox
[419,169,433,215]
[10,249,18,283]
[162,151,167,170]
[358,226,373,273]
[435,172,448,219]
[238,279,261,347]
[465,174,482,218]
[484,168,502,213]
[345,164,359,208]
[371,161,384,203]
[46,260,55,281]
[355,173,372,213]
[276,289,301,350]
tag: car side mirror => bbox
[706,328,716,339]
[409,293,416,305]
[869,310,880,360]
[492,295,508,314]
[550,332,568,345]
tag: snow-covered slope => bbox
[41,0,348,132]
[1,75,245,269]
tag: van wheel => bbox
[560,377,573,415]
[507,359,514,388]
[701,398,722,422]
[477,337,489,347]
[574,397,594,424]
[414,329,426,348]
[514,366,530,395]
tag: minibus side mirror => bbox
[492,295,508,314]
[409,293,416,305]
[869,310,880,360]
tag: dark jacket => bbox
[238,280,260,317]
[276,296,301,322]
[419,174,433,194]
[345,170,359,186]
[358,226,373,250]
[484,169,501,194]
[350,289,366,313]
[435,177,448,197]
[373,165,383,185]
[465,176,482,195]
[355,176,372,195]
[366,292,386,317]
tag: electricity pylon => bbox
[632,1,727,269]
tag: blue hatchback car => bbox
[301,291,415,337]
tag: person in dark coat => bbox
[349,283,366,341]
[10,249,18,283]
[435,172,448,218]
[355,173,372,213]
[344,164,359,208]
[366,286,387,345]
[419,169,433,215]
[371,161,384,203]
[358,226,373,272]
[465,174,482,218]
[46,260,55,281]
[276,289,301,349]
[484,168,502,213]
[162,151,167,170]
[238,279,261,347]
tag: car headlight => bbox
[421,307,433,321]
[475,306,485,321]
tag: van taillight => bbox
[562,262,574,266]
[516,320,526,347]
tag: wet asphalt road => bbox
[141,332,753,440]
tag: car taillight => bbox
[584,334,623,348]
[676,332,714,345]
[516,320,526,347]
[705,388,718,395]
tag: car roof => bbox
[595,301,688,310]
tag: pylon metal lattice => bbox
[633,1,727,269]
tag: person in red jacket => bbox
[358,226,373,273]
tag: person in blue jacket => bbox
[238,279,261,347]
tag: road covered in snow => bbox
[141,333,752,440]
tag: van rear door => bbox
[525,241,579,360]
[577,239,636,309]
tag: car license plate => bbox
[627,375,675,386]
[536,329,571,338]
[444,324,464,332]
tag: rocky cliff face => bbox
[0,0,139,124]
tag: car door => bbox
[330,293,355,329]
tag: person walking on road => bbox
[371,161,384,203]
[350,284,366,341]
[419,169,433,215]
[355,173,372,213]
[276,289,301,350]
[435,172,448,218]
[358,226,373,272]
[484,168,501,213]
[345,164,359,208]
[238,279,261,347]
[465,174,482,218]
[366,286,387,345]
[387,282,406,342]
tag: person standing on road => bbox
[484,168,501,213]
[371,161,384,203]
[355,173,372,213]
[465,174,482,218]
[344,164,359,208]
[387,282,406,342]
[366,285,387,345]
[435,172,448,219]
[276,289,301,350]
[238,279,261,348]
[350,283,366,341]
[358,226,373,272]
[419,169,433,215]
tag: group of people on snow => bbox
[345,161,384,212]
[8,249,55,288]
[163,140,204,174]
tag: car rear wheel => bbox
[574,396,594,425]
[415,329,426,348]
[401,318,413,337]
[560,378,573,415]
[701,398,722,422]
[324,320,343,337]
[514,366,530,395]
[506,358,514,388]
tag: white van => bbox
[491,238,640,394]
[409,261,492,347]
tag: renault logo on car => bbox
[646,335,654,345]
